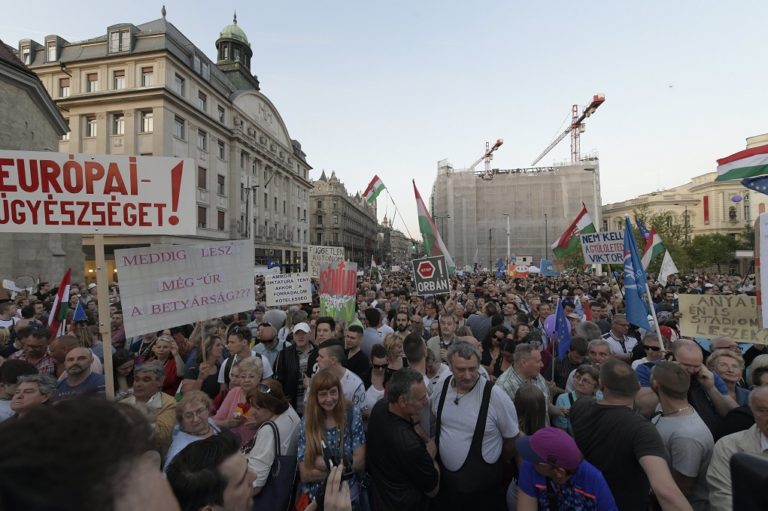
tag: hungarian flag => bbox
[716,144,768,181]
[363,175,386,203]
[551,205,596,259]
[371,255,382,285]
[48,268,71,337]
[413,180,455,272]
[640,226,665,270]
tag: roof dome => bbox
[219,13,249,46]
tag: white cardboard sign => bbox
[115,240,254,338]
[580,231,625,264]
[265,273,312,306]
[308,245,344,278]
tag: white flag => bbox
[658,250,679,286]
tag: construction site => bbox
[430,95,605,268]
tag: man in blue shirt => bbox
[52,347,105,402]
[516,427,617,511]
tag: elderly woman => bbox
[10,374,57,419]
[244,379,301,508]
[163,391,221,471]
[553,364,601,433]
[707,349,750,406]
[213,356,263,445]
[118,361,177,460]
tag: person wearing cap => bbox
[570,359,692,511]
[650,361,713,510]
[273,322,316,415]
[516,427,617,511]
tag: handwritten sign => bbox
[679,294,765,344]
[580,231,624,264]
[115,240,254,338]
[308,245,344,278]
[0,151,195,234]
[265,273,312,307]
[319,261,357,322]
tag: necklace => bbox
[661,405,692,417]
[453,377,480,405]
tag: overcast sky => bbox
[3,0,767,237]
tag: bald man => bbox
[52,347,106,402]
[50,335,103,379]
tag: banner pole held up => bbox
[95,234,115,400]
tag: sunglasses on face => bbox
[644,345,661,351]
[372,364,388,370]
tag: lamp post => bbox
[503,213,510,264]
[489,228,493,269]
[544,213,549,259]
[684,204,689,245]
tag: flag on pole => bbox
[370,255,382,285]
[363,175,386,203]
[715,144,768,181]
[622,218,652,330]
[640,226,665,270]
[72,301,87,322]
[48,268,71,337]
[635,217,651,244]
[741,174,768,196]
[554,299,572,359]
[413,180,455,272]
[552,204,596,259]
[658,250,679,287]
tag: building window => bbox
[333,214,338,225]
[222,45,229,60]
[86,73,99,93]
[139,110,153,133]
[197,129,207,151]
[112,114,125,135]
[193,54,201,74]
[113,70,125,90]
[317,215,323,226]
[109,30,131,53]
[174,116,185,139]
[21,46,30,65]
[218,106,225,123]
[85,116,97,137]
[317,200,322,209]
[202,62,210,81]
[197,167,207,190]
[317,232,323,244]
[197,206,207,228]
[141,67,153,86]
[217,175,225,195]
[274,197,278,212]
[218,140,226,160]
[264,192,268,207]
[59,78,70,98]
[218,211,225,231]
[234,48,241,61]
[174,74,185,96]
[729,206,737,221]
[303,209,307,221]
[61,120,70,141]
[46,41,57,62]
[333,233,339,244]
[198,91,207,111]
[283,201,286,214]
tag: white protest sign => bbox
[308,245,344,278]
[391,265,401,272]
[678,294,764,344]
[265,273,312,306]
[580,231,624,264]
[0,151,196,234]
[116,240,254,338]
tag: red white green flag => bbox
[716,144,768,181]
[413,180,455,272]
[363,175,386,203]
[48,268,71,337]
[641,226,665,270]
[552,205,596,259]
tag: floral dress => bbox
[297,405,365,504]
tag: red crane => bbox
[531,94,605,166]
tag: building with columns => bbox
[309,171,379,267]
[16,12,312,276]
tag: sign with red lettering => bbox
[115,240,254,338]
[319,261,358,322]
[0,150,195,234]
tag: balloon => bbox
[731,194,743,203]
[544,314,558,340]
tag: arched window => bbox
[729,206,737,221]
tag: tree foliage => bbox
[633,205,692,273]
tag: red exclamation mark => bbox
[168,161,183,226]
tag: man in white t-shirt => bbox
[315,340,368,415]
[602,314,637,363]
[218,327,272,391]
[431,341,519,510]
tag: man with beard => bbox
[52,347,105,401]
[427,314,459,364]
[394,311,410,336]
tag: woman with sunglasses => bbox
[298,369,366,510]
[243,380,301,507]
[481,325,510,382]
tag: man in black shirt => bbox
[344,323,370,380]
[570,359,692,511]
[367,368,439,510]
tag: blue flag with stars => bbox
[72,301,87,322]
[623,217,652,330]
[635,216,651,243]
[742,175,768,196]
[555,298,572,359]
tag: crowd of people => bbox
[0,268,766,510]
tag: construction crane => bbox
[469,138,504,180]
[531,94,605,166]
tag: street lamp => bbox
[503,213,510,264]
[544,213,549,259]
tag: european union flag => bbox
[623,217,652,330]
[72,301,87,322]
[554,298,572,359]
[635,216,651,243]
[742,175,768,196]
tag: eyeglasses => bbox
[644,345,661,351]
[372,364,388,370]
[257,383,272,394]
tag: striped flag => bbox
[48,269,71,337]
[716,144,768,181]
[552,204,596,259]
[363,175,386,203]
[413,180,455,272]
